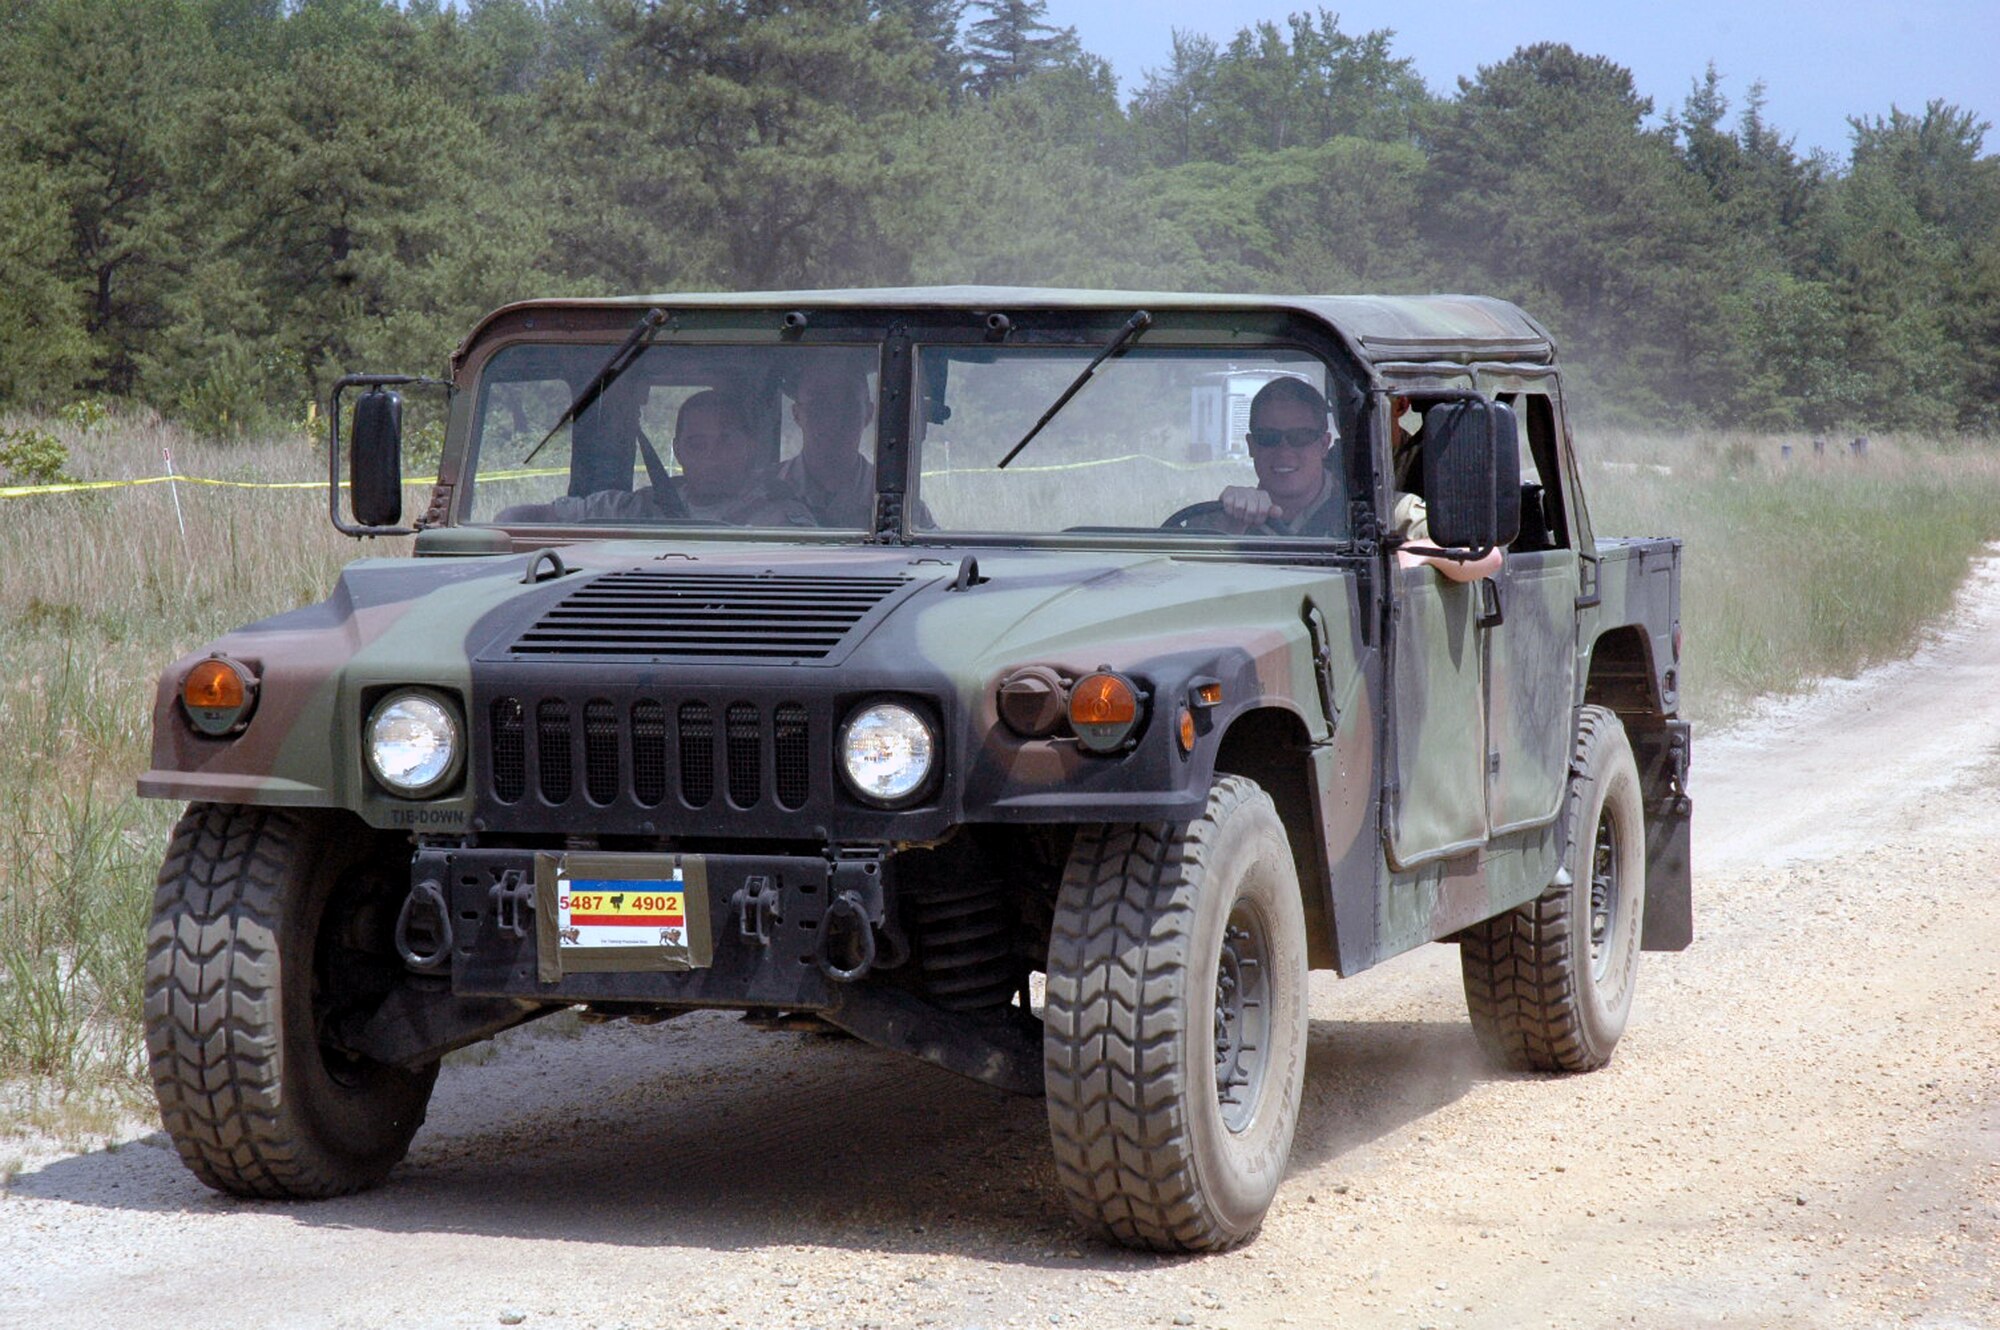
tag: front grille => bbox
[536,700,572,802]
[679,702,714,807]
[485,692,816,816]
[505,571,914,663]
[774,703,809,810]
[632,700,667,806]
[726,703,761,808]
[491,698,526,802]
[584,700,619,805]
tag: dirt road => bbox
[6,562,1998,1330]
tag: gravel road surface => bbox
[5,560,1997,1330]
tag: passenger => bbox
[779,357,880,528]
[498,387,811,527]
[1388,399,1504,583]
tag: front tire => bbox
[1044,776,1309,1252]
[1460,705,1647,1072]
[144,803,437,1198]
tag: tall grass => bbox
[1579,428,2000,724]
[0,410,386,1086]
[0,410,1995,1086]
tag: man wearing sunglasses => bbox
[1199,380,1504,581]
[1210,377,1344,536]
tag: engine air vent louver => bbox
[505,570,915,664]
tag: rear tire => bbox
[1461,705,1647,1072]
[1044,776,1309,1252]
[144,803,437,1198]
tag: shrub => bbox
[0,425,73,486]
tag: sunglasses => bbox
[1248,425,1326,450]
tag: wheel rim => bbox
[1587,807,1621,984]
[1213,902,1274,1133]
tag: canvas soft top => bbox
[453,286,1556,371]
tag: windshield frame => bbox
[442,305,1373,558]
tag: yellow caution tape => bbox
[0,474,444,500]
[922,453,1241,478]
[2,454,1236,500]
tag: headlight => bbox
[365,691,462,797]
[839,701,935,804]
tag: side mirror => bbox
[1422,399,1521,550]
[349,389,404,527]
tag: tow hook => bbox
[394,878,454,972]
[817,891,879,981]
[815,849,908,981]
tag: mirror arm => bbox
[1393,541,1497,562]
[328,373,449,538]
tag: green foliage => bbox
[1130,10,1427,167]
[405,417,447,475]
[963,0,1079,99]
[0,157,91,405]
[0,426,72,486]
[57,399,110,432]
[1587,435,2000,719]
[0,6,1991,434]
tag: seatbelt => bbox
[633,429,689,518]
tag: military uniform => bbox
[776,452,875,528]
[776,453,937,529]
[1390,491,1431,543]
[497,471,815,527]
[1182,470,1344,537]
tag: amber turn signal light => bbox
[1070,673,1136,725]
[1070,670,1143,754]
[1177,707,1197,753]
[182,656,257,736]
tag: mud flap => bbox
[1638,719,1693,951]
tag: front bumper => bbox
[429,846,873,1009]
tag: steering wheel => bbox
[1161,500,1227,531]
[1160,498,1345,539]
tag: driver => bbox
[1189,377,1343,536]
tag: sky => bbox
[1040,0,2000,162]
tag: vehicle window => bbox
[464,342,878,529]
[1501,390,1569,551]
[913,346,1347,539]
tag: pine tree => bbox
[963,0,1078,99]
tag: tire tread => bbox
[1460,705,1633,1073]
[1044,777,1268,1252]
[144,802,418,1199]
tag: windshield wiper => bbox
[521,306,668,464]
[995,309,1152,469]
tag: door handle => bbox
[1477,576,1504,629]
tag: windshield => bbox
[466,342,879,530]
[914,345,1348,540]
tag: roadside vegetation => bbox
[4,412,1999,1096]
[0,2,1995,440]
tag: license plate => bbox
[534,853,713,978]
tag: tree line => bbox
[0,0,1994,435]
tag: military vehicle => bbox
[139,288,1690,1252]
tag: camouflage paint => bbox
[140,288,1684,984]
